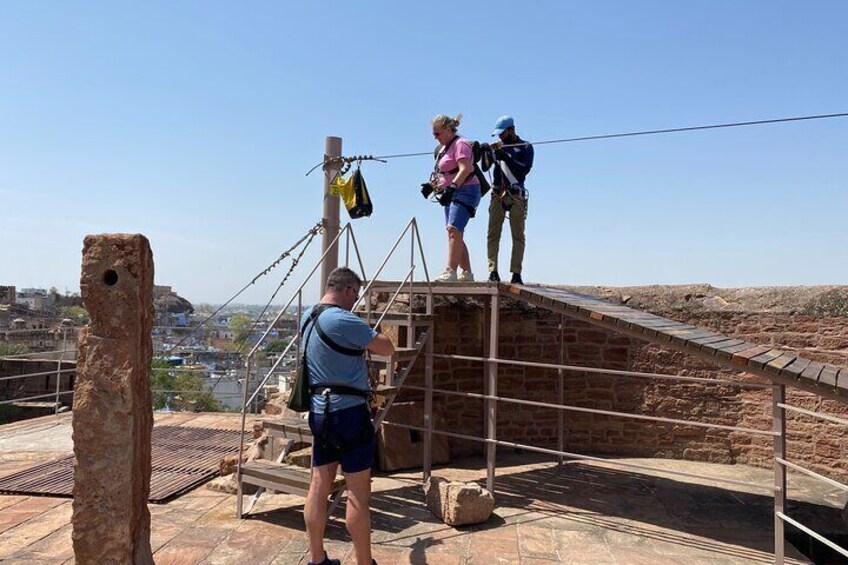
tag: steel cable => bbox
[304,111,848,171]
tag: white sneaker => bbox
[435,267,458,282]
[457,270,474,282]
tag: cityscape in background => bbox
[0,282,304,423]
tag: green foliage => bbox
[264,339,290,354]
[150,359,222,412]
[150,359,175,409]
[61,306,89,325]
[228,313,253,343]
[0,343,29,356]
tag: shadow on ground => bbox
[247,456,847,563]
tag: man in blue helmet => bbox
[486,115,534,284]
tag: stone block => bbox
[219,432,267,476]
[206,474,258,495]
[424,476,494,526]
[377,401,450,471]
[72,234,154,565]
[285,447,312,468]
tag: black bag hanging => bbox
[286,307,324,413]
[349,168,373,219]
[329,168,374,220]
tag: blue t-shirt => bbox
[302,304,377,413]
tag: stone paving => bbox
[1,413,845,563]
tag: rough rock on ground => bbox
[218,421,267,480]
[424,476,494,526]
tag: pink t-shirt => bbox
[436,137,477,189]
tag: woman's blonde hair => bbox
[431,113,463,132]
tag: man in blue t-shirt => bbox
[302,267,394,565]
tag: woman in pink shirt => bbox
[429,114,481,282]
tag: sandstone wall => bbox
[396,286,848,482]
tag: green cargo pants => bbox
[487,192,527,275]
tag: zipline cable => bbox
[305,111,848,171]
[207,226,319,395]
[156,220,322,359]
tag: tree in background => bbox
[150,359,221,412]
[0,343,29,356]
[264,338,291,355]
[49,287,61,306]
[228,313,253,344]
[61,306,89,325]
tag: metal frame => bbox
[0,335,75,411]
[398,283,848,565]
[234,217,435,519]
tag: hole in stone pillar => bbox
[103,269,119,286]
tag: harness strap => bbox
[310,385,370,398]
[302,304,365,357]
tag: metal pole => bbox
[423,298,434,484]
[558,315,564,467]
[293,291,302,393]
[235,356,252,518]
[55,328,68,415]
[320,136,343,295]
[486,294,499,493]
[407,225,415,346]
[774,384,786,564]
[345,227,351,268]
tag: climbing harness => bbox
[293,304,373,452]
[422,136,486,217]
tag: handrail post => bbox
[320,136,343,294]
[774,384,786,564]
[294,291,302,393]
[55,327,68,415]
[408,223,415,336]
[235,356,252,518]
[486,294,499,493]
[345,227,351,268]
[558,315,564,467]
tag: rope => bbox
[207,227,318,394]
[157,220,322,359]
[305,154,387,177]
[305,111,848,170]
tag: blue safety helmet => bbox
[492,115,515,137]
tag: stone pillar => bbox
[72,234,154,565]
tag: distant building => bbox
[0,286,15,305]
[16,288,53,311]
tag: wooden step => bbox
[261,417,313,444]
[241,460,344,497]
[354,310,433,326]
[370,347,418,364]
[371,384,399,410]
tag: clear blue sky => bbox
[2,1,846,304]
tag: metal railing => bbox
[0,328,74,414]
[379,298,848,564]
[234,217,434,518]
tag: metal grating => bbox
[0,425,246,503]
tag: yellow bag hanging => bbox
[330,173,357,212]
[330,169,373,219]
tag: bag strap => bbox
[302,303,365,357]
[433,135,460,173]
[498,159,520,186]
